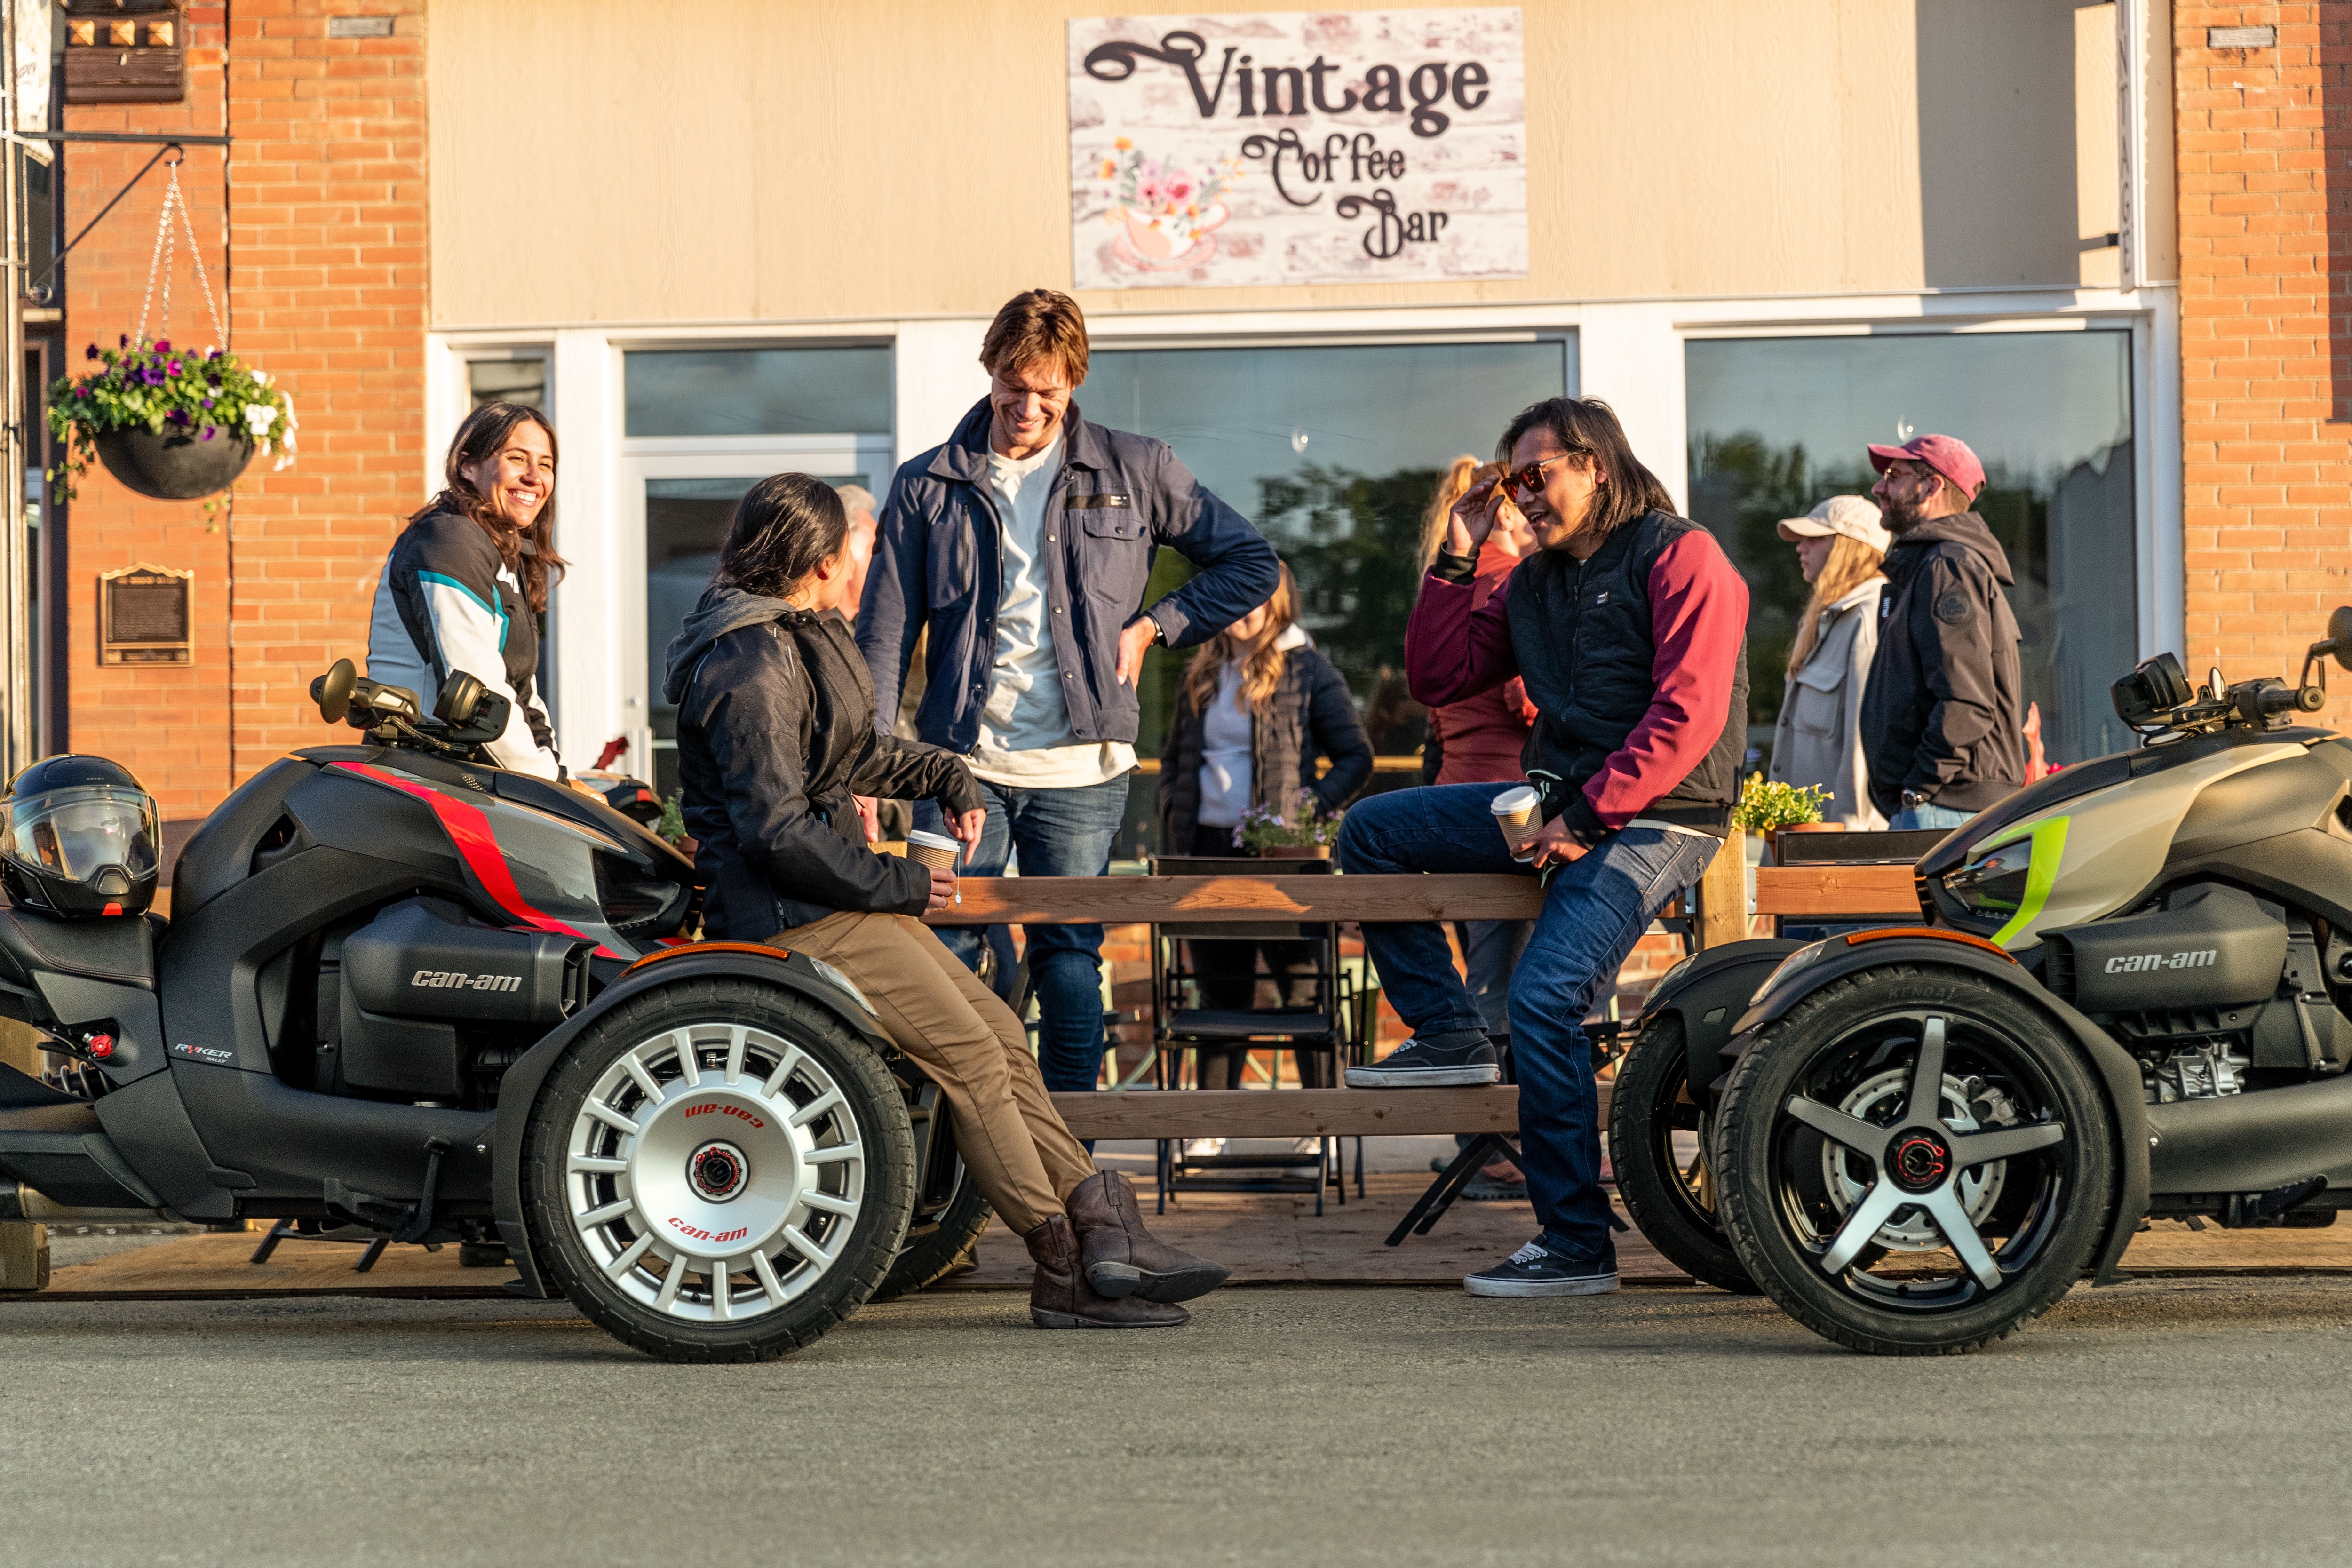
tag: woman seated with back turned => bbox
[662,473,1225,1329]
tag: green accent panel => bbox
[1991,816,2071,949]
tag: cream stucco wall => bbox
[429,0,2121,327]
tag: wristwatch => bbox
[1901,788,1934,811]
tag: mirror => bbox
[435,670,486,727]
[2331,606,2352,671]
[310,659,356,724]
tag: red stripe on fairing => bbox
[328,761,625,959]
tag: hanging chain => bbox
[132,157,227,350]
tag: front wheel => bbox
[1711,965,2114,1356]
[521,979,916,1363]
[1607,1014,1756,1294]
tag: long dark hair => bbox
[1495,397,1673,546]
[718,473,850,600]
[415,401,566,613]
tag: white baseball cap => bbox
[1776,494,1890,554]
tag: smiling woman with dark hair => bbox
[663,471,1227,1331]
[369,400,572,780]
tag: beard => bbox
[1876,491,1927,534]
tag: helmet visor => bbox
[6,787,159,883]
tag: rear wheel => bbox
[1712,965,2114,1356]
[1607,1015,1757,1294]
[521,979,915,1363]
[872,1162,992,1302]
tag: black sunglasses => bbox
[1498,451,1586,502]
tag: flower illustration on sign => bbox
[1100,137,1241,271]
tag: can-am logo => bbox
[683,1102,766,1130]
[411,970,522,993]
[2105,949,2218,974]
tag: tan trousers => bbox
[768,911,1095,1235]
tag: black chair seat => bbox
[1163,1007,1339,1041]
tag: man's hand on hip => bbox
[1115,616,1160,686]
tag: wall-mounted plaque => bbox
[99,564,192,666]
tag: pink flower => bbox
[1163,171,1197,205]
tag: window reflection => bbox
[626,347,891,438]
[1685,331,2136,767]
[1084,339,1574,757]
[469,358,547,411]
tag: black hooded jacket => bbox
[663,585,985,938]
[1859,511,2026,818]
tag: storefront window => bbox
[1084,338,1574,758]
[1686,330,2137,769]
[625,347,892,438]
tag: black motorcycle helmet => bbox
[0,755,161,919]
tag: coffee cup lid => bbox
[1489,785,1538,813]
[906,829,961,851]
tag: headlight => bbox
[804,956,879,1018]
[1750,940,1828,1006]
[1940,837,2036,919]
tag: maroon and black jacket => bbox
[1408,509,1751,843]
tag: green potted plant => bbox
[47,336,297,504]
[1236,790,1342,859]
[1731,775,1836,860]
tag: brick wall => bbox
[61,0,427,816]
[2176,4,2352,698]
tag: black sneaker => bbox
[1464,1237,1618,1297]
[1344,1034,1501,1088]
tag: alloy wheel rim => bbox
[564,1022,866,1323]
[1769,1012,2069,1312]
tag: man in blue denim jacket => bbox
[858,289,1279,1093]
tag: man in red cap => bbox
[1857,433,2024,830]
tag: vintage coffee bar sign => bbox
[1069,8,1526,288]
[99,563,193,666]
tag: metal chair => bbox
[1146,855,1367,1216]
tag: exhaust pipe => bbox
[0,1182,180,1226]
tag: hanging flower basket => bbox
[48,336,295,503]
[43,157,295,506]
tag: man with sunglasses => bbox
[1338,397,1749,1299]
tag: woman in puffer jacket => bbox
[664,472,1225,1330]
[1158,561,1374,1089]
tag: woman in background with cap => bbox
[1767,495,1890,829]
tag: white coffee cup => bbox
[1490,785,1540,862]
[904,828,962,872]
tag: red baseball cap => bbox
[1867,434,1985,500]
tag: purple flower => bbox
[154,339,171,354]
[200,426,215,441]
[83,344,97,361]
[202,398,214,409]
[166,409,189,426]
[207,349,221,361]
[73,385,87,399]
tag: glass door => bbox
[621,440,893,798]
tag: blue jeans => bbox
[917,774,1130,1094]
[1890,802,1974,831]
[1339,785,1721,1260]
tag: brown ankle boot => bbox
[1024,1214,1188,1329]
[1067,1170,1232,1304]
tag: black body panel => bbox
[488,948,896,1300]
[2146,1071,2352,1193]
[1630,937,1802,1096]
[92,1070,238,1219]
[170,1063,493,1209]
[2042,884,2284,1015]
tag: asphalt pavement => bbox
[6,1277,2352,1567]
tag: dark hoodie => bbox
[663,584,985,938]
[1859,511,2025,818]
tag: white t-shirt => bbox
[966,425,1136,789]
